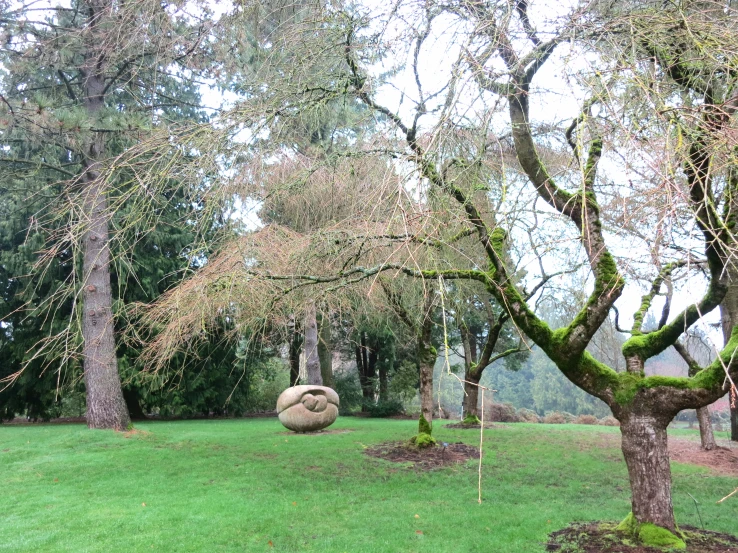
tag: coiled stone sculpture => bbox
[276,385,339,432]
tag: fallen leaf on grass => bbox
[414,514,419,519]
[142,503,146,507]
[416,531,423,535]
[268,540,273,547]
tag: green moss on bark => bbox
[638,524,686,549]
[615,513,686,550]
[462,414,481,425]
[418,414,432,435]
[411,432,437,448]
[615,512,638,534]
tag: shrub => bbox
[332,372,363,415]
[543,412,566,424]
[575,414,599,425]
[599,416,620,427]
[365,398,405,418]
[486,402,522,422]
[561,411,576,423]
[517,408,540,423]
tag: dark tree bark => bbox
[317,311,333,388]
[417,294,436,434]
[123,388,147,420]
[288,315,302,386]
[697,407,716,450]
[462,373,480,419]
[676,342,717,450]
[303,303,322,385]
[378,362,389,402]
[721,282,738,442]
[80,1,130,430]
[355,332,377,410]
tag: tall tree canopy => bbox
[0,0,216,428]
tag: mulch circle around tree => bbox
[277,429,355,435]
[444,422,501,429]
[364,441,480,470]
[546,522,738,553]
[669,439,738,476]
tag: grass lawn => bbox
[1,419,736,552]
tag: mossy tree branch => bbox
[630,261,687,335]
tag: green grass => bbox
[1,419,736,552]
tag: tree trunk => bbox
[720,266,738,442]
[289,315,302,386]
[356,332,376,411]
[619,414,676,532]
[462,372,480,419]
[696,406,716,450]
[417,327,435,433]
[378,362,389,402]
[317,311,333,388]
[123,388,147,420]
[416,295,436,434]
[81,53,130,430]
[418,352,434,433]
[303,303,322,385]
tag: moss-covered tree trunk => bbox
[418,346,434,434]
[618,411,676,532]
[417,298,436,434]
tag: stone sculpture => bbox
[276,385,339,432]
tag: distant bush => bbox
[574,414,599,425]
[599,416,620,427]
[332,372,363,415]
[561,412,576,423]
[543,412,566,424]
[365,398,405,418]
[517,408,540,423]
[486,403,522,422]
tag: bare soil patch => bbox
[444,421,502,430]
[669,438,738,477]
[277,429,355,435]
[364,441,480,470]
[547,522,738,553]
[4,416,87,425]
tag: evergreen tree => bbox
[0,0,213,427]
